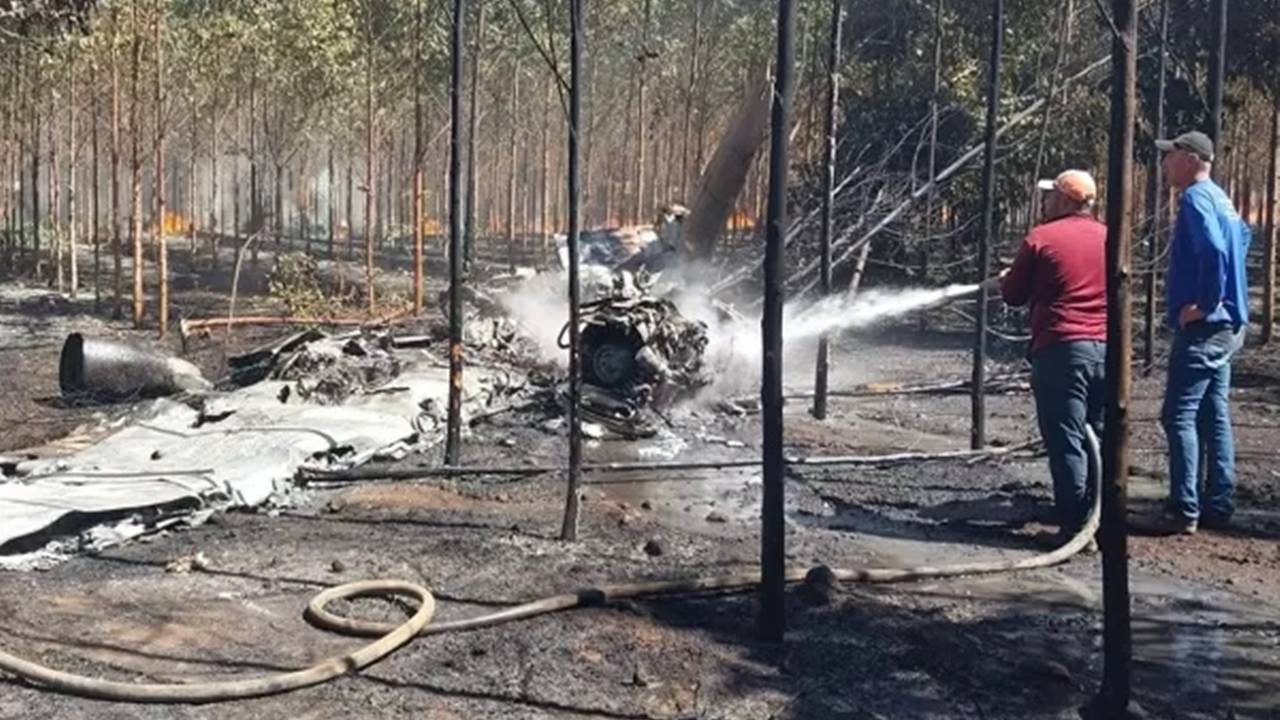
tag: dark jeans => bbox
[1162,322,1245,521]
[1031,340,1105,534]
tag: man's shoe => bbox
[1158,513,1198,535]
[1199,512,1232,531]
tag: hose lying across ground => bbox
[0,430,1101,704]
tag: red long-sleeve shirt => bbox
[1000,214,1108,355]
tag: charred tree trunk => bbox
[446,0,468,465]
[248,72,259,266]
[813,0,841,421]
[155,5,169,339]
[562,0,584,541]
[921,0,944,286]
[464,0,484,272]
[760,0,796,645]
[1088,0,1139,716]
[971,0,1003,450]
[1207,0,1226,153]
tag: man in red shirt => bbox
[1000,169,1108,544]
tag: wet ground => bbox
[3,250,1280,719]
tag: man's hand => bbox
[1178,304,1205,328]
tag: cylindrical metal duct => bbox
[59,333,211,402]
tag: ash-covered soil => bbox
[2,254,1279,719]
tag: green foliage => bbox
[267,252,329,317]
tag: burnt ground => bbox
[2,244,1280,720]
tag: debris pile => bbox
[569,271,711,437]
[227,329,403,405]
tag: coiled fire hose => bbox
[0,429,1101,704]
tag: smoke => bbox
[494,264,981,398]
[699,282,982,396]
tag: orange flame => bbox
[420,217,443,236]
[727,210,757,231]
[154,211,189,236]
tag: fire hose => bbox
[0,428,1101,704]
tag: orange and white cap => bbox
[1036,169,1097,204]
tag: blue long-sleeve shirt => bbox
[1166,179,1251,330]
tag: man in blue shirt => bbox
[1155,130,1251,534]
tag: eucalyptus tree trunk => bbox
[634,0,651,224]
[91,56,101,308]
[51,95,62,293]
[68,54,79,298]
[155,4,169,338]
[111,5,123,318]
[130,0,144,328]
[506,60,518,273]
[364,17,376,313]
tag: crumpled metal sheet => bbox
[0,362,492,556]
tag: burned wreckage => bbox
[545,204,710,436]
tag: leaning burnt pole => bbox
[760,0,797,643]
[445,0,468,466]
[1088,0,1141,716]
[971,0,1003,450]
[561,0,585,542]
[812,0,842,421]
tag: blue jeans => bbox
[1031,340,1106,534]
[1162,323,1245,521]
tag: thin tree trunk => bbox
[130,1,144,328]
[507,59,519,273]
[51,96,62,293]
[248,71,259,266]
[412,0,425,312]
[1263,92,1279,344]
[1143,0,1169,370]
[681,0,702,201]
[972,0,1004,450]
[813,0,841,421]
[210,113,220,270]
[1094,0,1138,712]
[1027,0,1074,232]
[562,0,585,540]
[233,91,242,258]
[464,0,484,272]
[329,145,337,262]
[921,0,944,285]
[760,0,796,644]
[155,4,169,338]
[111,6,123,318]
[445,0,467,465]
[68,55,79,298]
[365,19,376,313]
[346,142,354,260]
[91,57,101,308]
[540,79,550,265]
[634,0,651,223]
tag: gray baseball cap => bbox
[1155,130,1214,162]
